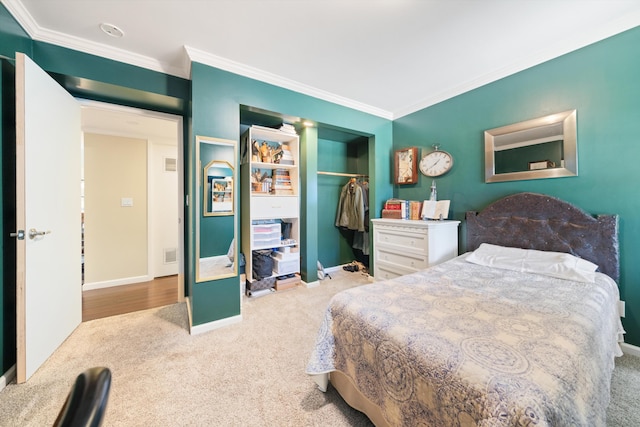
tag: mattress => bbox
[306,254,624,426]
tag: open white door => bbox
[15,53,81,383]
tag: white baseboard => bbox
[620,342,640,357]
[305,279,320,288]
[325,265,344,273]
[0,365,16,391]
[83,274,152,291]
[190,314,242,335]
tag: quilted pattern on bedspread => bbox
[306,255,623,426]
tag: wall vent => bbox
[164,248,178,264]
[164,157,177,172]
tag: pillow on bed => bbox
[465,243,598,283]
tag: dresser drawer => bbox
[375,226,428,255]
[371,219,461,282]
[376,247,428,270]
[251,196,298,219]
[374,261,416,281]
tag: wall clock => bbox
[394,147,418,185]
[419,145,454,177]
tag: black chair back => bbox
[53,367,112,427]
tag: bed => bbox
[306,192,625,426]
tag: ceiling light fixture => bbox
[99,23,124,38]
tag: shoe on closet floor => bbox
[343,263,359,272]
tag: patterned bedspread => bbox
[306,254,624,426]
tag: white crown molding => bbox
[42,27,187,77]
[184,45,393,120]
[1,0,37,34]
[4,0,390,119]
[2,0,187,78]
[6,0,638,120]
[394,13,640,119]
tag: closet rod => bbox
[317,171,368,178]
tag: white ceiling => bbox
[80,102,180,142]
[4,0,640,119]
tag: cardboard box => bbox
[275,274,300,291]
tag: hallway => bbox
[82,275,179,321]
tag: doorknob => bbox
[29,228,51,239]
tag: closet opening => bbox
[238,105,373,285]
[317,129,370,272]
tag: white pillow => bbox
[465,243,598,283]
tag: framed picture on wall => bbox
[394,147,419,185]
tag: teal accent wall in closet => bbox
[393,27,640,346]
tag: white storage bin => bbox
[251,196,299,219]
[273,250,299,261]
[252,222,281,249]
[272,257,299,275]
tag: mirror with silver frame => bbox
[196,136,237,282]
[485,109,577,183]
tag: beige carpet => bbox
[0,269,637,426]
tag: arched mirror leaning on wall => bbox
[485,109,577,183]
[204,160,234,215]
[196,136,237,282]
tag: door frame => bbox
[78,100,185,299]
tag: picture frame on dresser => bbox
[394,147,418,185]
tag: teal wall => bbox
[495,141,563,174]
[393,27,640,346]
[189,63,392,324]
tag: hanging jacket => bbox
[335,180,365,232]
[358,181,369,232]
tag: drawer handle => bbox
[271,205,282,209]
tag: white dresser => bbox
[371,218,460,280]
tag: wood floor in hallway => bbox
[82,275,179,322]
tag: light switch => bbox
[121,197,134,207]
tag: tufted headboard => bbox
[465,192,619,282]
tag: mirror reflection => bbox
[485,109,577,183]
[196,136,237,282]
[204,160,233,215]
